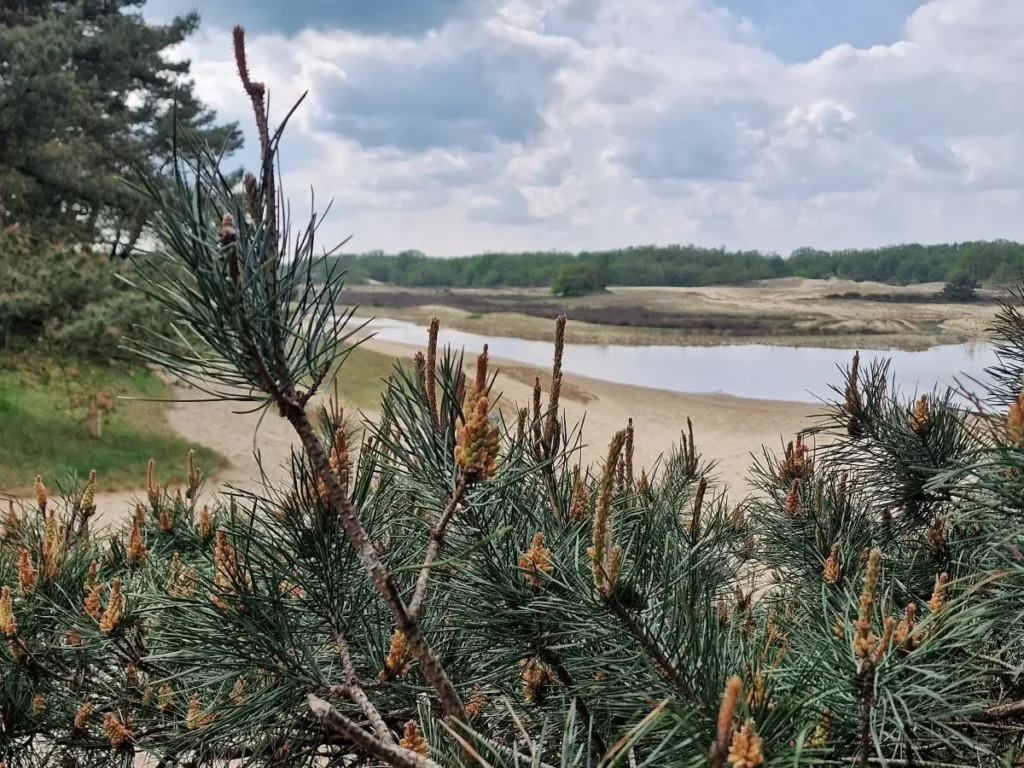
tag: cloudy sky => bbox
[145,0,1023,256]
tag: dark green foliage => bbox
[0,225,173,360]
[551,261,607,297]
[941,274,980,302]
[0,0,242,244]
[0,0,242,358]
[317,240,1024,290]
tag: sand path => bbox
[86,339,817,527]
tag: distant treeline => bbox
[315,240,1024,288]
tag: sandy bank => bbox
[85,338,818,527]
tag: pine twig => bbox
[978,699,1024,721]
[410,476,469,620]
[426,316,440,428]
[606,597,704,711]
[333,628,394,745]
[308,694,440,768]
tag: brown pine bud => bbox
[894,603,917,649]
[727,720,763,767]
[399,720,430,757]
[81,470,98,517]
[146,459,160,509]
[381,630,412,678]
[714,675,742,761]
[99,578,124,633]
[928,572,949,613]
[41,510,67,581]
[128,509,148,566]
[569,466,589,521]
[17,548,37,593]
[85,583,104,620]
[872,617,895,665]
[34,475,47,513]
[103,712,132,748]
[822,544,840,584]
[784,480,800,516]
[518,532,553,588]
[158,683,173,710]
[185,695,216,729]
[1,500,20,541]
[1007,393,1024,445]
[0,586,17,637]
[454,395,500,480]
[910,394,931,435]
[520,657,556,704]
[74,701,94,729]
[198,506,214,539]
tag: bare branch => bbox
[334,629,394,745]
[410,477,469,620]
[307,694,440,768]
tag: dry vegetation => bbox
[342,278,1001,351]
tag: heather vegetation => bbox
[4,27,1024,768]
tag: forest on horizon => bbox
[317,239,1024,289]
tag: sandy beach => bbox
[88,336,818,527]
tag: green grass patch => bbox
[0,358,227,496]
[330,345,405,411]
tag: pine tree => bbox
[3,27,1024,768]
[0,0,242,249]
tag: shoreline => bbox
[354,317,995,407]
[352,305,974,352]
[78,337,821,524]
[360,337,818,410]
[337,279,998,353]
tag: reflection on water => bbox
[357,317,999,404]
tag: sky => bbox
[144,0,1024,256]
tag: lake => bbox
[356,317,999,405]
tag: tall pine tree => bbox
[0,0,242,251]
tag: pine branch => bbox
[333,627,395,745]
[279,394,469,727]
[409,476,468,620]
[307,694,440,768]
[606,597,705,711]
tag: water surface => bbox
[357,317,997,405]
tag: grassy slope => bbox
[331,344,403,411]
[0,360,226,496]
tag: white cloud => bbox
[173,0,1024,255]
